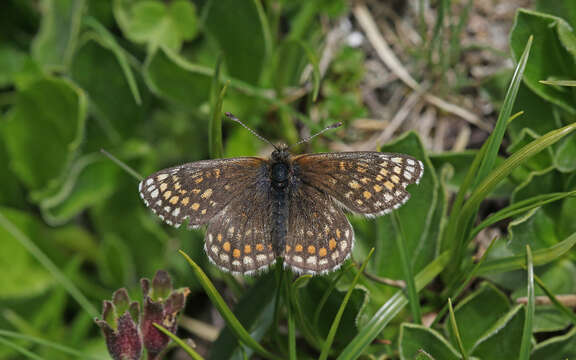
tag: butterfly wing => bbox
[204,181,276,274]
[283,184,354,274]
[292,152,423,216]
[139,157,267,228]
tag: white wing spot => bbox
[232,260,241,267]
[164,206,171,213]
[406,166,415,173]
[407,159,415,165]
[345,230,350,239]
[220,253,230,262]
[210,245,219,255]
[306,256,317,265]
[157,174,169,181]
[146,178,154,186]
[244,257,254,265]
[151,189,159,198]
[340,241,348,251]
[256,254,267,262]
[319,259,329,266]
[293,255,303,263]
[331,250,340,261]
[404,173,412,180]
[172,208,181,217]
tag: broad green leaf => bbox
[511,168,564,204]
[535,0,576,28]
[369,132,438,279]
[210,272,276,360]
[531,326,576,360]
[510,9,576,113]
[71,35,145,139]
[3,77,87,198]
[470,305,525,358]
[555,136,576,172]
[506,208,558,254]
[0,208,53,299]
[507,129,554,172]
[114,0,197,52]
[32,0,86,70]
[479,231,576,275]
[0,45,28,87]
[337,252,450,359]
[144,48,211,107]
[510,84,559,142]
[399,323,460,360]
[203,0,270,85]
[448,282,510,353]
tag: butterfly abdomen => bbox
[270,161,291,255]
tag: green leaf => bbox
[144,48,212,107]
[32,0,86,70]
[209,58,226,159]
[398,323,460,360]
[153,323,204,360]
[0,45,28,87]
[535,0,576,28]
[470,305,525,358]
[478,231,576,275]
[3,77,87,198]
[203,0,270,85]
[338,251,450,359]
[0,208,53,299]
[531,326,576,360]
[448,282,510,354]
[447,299,467,360]
[555,136,576,172]
[114,0,197,52]
[518,246,534,360]
[179,251,282,360]
[510,9,576,113]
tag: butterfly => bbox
[139,113,423,275]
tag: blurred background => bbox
[1,0,576,359]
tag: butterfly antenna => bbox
[290,121,343,148]
[225,112,278,150]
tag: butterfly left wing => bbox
[283,183,354,274]
[139,157,267,228]
[292,152,423,217]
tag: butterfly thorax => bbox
[269,145,292,256]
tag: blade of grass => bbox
[478,231,576,275]
[519,245,534,360]
[448,298,468,360]
[313,264,352,328]
[469,190,576,241]
[447,36,533,271]
[392,212,421,324]
[319,249,374,360]
[539,80,576,86]
[209,56,225,159]
[433,236,498,327]
[153,323,204,360]
[0,337,43,360]
[0,329,102,359]
[100,149,143,181]
[532,272,576,326]
[0,212,98,317]
[338,251,450,359]
[179,250,282,360]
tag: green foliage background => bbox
[0,0,576,359]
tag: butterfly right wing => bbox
[138,157,267,228]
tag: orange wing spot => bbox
[172,175,179,182]
[244,245,252,254]
[159,183,168,192]
[256,243,264,252]
[319,248,327,257]
[384,181,395,191]
[194,177,204,184]
[356,199,364,205]
[233,249,241,258]
[214,169,221,178]
[379,169,389,176]
[360,177,371,184]
[201,209,207,215]
[336,229,341,239]
[181,197,190,205]
[376,175,383,181]
[192,189,201,194]
[179,189,187,194]
[286,245,292,252]
[163,190,172,200]
[393,166,402,174]
[217,233,223,242]
[391,175,400,183]
[174,182,181,190]
[357,166,367,173]
[339,161,346,170]
[201,188,213,199]
[373,184,383,192]
[307,245,316,254]
[348,180,361,189]
[169,196,179,204]
[268,244,272,250]
[363,191,372,199]
[329,238,337,250]
[295,244,303,252]
[191,203,200,211]
[223,242,231,252]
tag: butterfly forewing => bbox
[138,157,267,228]
[293,152,423,216]
[284,184,353,274]
[205,182,276,274]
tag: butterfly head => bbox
[271,143,290,163]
